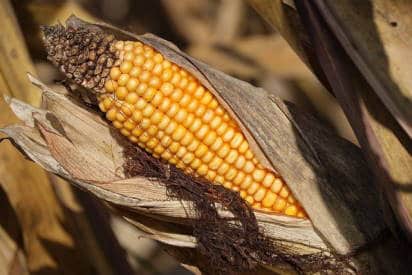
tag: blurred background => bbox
[0,0,356,274]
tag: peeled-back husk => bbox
[0,15,396,272]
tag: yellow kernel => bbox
[234,155,246,170]
[105,80,118,92]
[230,133,243,149]
[151,93,163,107]
[123,120,136,131]
[142,104,155,117]
[197,164,208,176]
[116,112,126,122]
[103,97,114,109]
[285,206,298,216]
[182,152,195,164]
[216,123,228,136]
[247,182,259,195]
[194,105,206,117]
[210,137,223,152]
[158,115,170,130]
[190,158,202,170]
[225,167,237,181]
[153,53,163,63]
[238,140,249,153]
[120,61,133,73]
[169,142,180,153]
[176,146,187,159]
[170,73,181,85]
[206,170,217,181]
[143,59,155,71]
[217,163,229,175]
[252,169,265,182]
[195,125,209,140]
[149,76,161,89]
[209,156,223,170]
[124,43,134,51]
[243,161,255,174]
[150,111,163,124]
[143,48,154,58]
[178,78,188,89]
[120,128,130,136]
[159,98,172,112]
[152,64,163,75]
[201,151,214,163]
[194,86,205,99]
[210,116,222,129]
[160,135,172,147]
[124,52,135,61]
[262,192,277,208]
[98,102,106,112]
[174,109,188,123]
[160,83,174,96]
[240,190,247,199]
[225,150,238,164]
[273,198,287,211]
[165,121,177,135]
[223,181,232,189]
[154,144,165,155]
[240,175,253,189]
[171,89,183,102]
[186,82,197,93]
[147,125,157,136]
[140,118,151,129]
[200,92,213,105]
[110,67,121,80]
[113,121,123,129]
[245,150,254,160]
[186,100,198,113]
[194,144,208,158]
[187,140,200,152]
[253,187,267,202]
[180,132,194,146]
[217,144,230,159]
[126,78,139,91]
[202,110,214,123]
[131,110,143,122]
[139,71,151,82]
[166,103,179,118]
[146,138,158,149]
[161,69,173,82]
[133,55,145,66]
[106,108,117,121]
[208,99,219,109]
[245,196,254,205]
[136,83,148,95]
[126,92,138,104]
[121,103,133,116]
[118,74,130,86]
[203,132,217,146]
[129,136,138,143]
[129,67,141,78]
[132,127,143,137]
[262,174,275,188]
[189,118,202,132]
[180,94,191,107]
[279,186,290,199]
[172,125,186,141]
[183,113,195,128]
[115,87,128,100]
[143,87,156,102]
[233,171,245,185]
[271,178,283,193]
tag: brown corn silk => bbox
[41,23,305,218]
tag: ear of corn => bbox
[98,40,306,218]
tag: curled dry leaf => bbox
[0,15,398,273]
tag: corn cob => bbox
[42,25,306,218]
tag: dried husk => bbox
[1,16,403,273]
